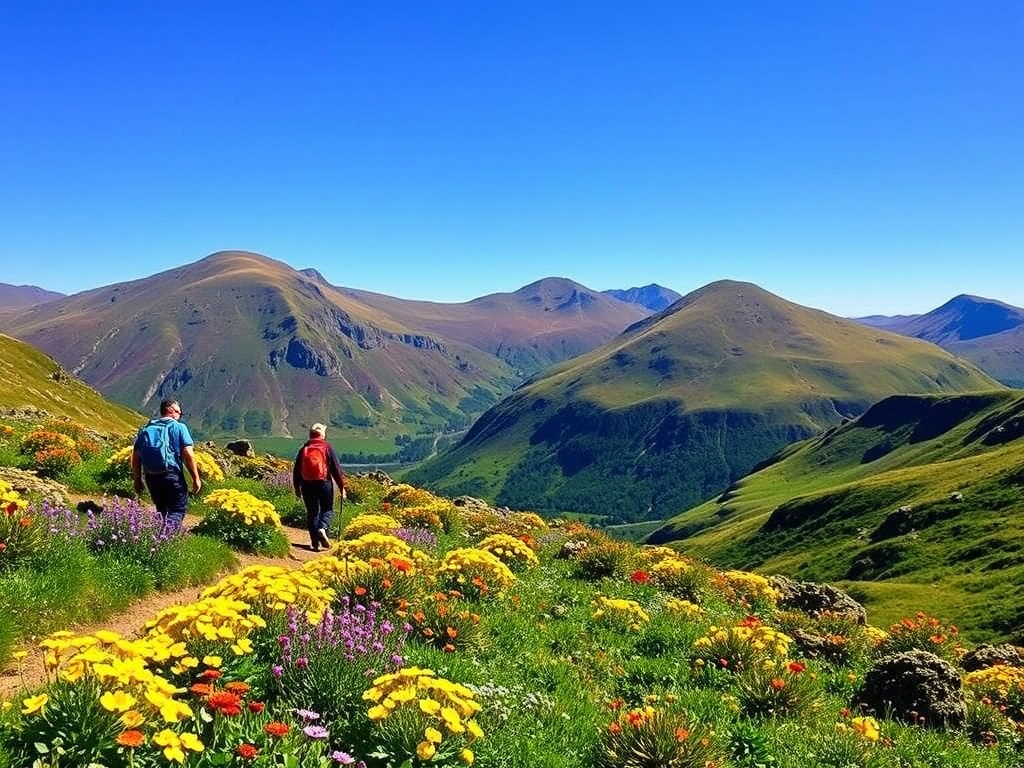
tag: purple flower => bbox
[294,708,320,722]
[296,657,309,668]
[303,725,329,739]
[332,752,356,765]
[271,665,283,678]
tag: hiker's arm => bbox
[181,445,203,495]
[131,449,144,494]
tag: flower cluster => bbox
[592,596,651,632]
[649,555,714,601]
[364,667,483,764]
[720,570,781,606]
[877,611,963,662]
[343,513,401,539]
[143,595,267,654]
[476,532,540,571]
[964,664,1024,719]
[437,547,516,599]
[193,449,226,481]
[693,617,793,671]
[402,590,483,653]
[597,704,720,768]
[199,565,335,624]
[0,481,39,569]
[335,532,414,562]
[203,488,281,527]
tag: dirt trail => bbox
[0,506,328,700]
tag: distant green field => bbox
[248,428,407,460]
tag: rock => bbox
[949,492,963,502]
[452,495,493,510]
[854,650,965,728]
[960,643,1024,672]
[0,466,70,510]
[355,470,393,487]
[770,575,867,624]
[557,539,589,559]
[225,439,255,457]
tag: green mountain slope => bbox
[647,390,1024,642]
[407,280,1002,521]
[0,251,518,438]
[0,333,142,434]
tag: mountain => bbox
[856,295,1024,388]
[601,284,682,313]
[0,283,64,311]
[342,278,649,375]
[646,390,1024,642]
[0,333,142,434]
[406,280,1002,522]
[852,313,920,329]
[0,251,519,438]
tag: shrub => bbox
[732,659,822,718]
[595,705,722,768]
[574,541,633,580]
[437,548,516,600]
[403,590,485,653]
[477,533,540,571]
[592,596,651,632]
[692,617,793,674]
[876,611,965,663]
[343,513,401,539]
[194,489,287,556]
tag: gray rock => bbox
[854,650,965,728]
[960,643,1023,672]
[225,439,255,457]
[771,575,867,624]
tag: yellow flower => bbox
[851,716,880,742]
[100,689,137,712]
[466,719,484,739]
[202,655,222,667]
[425,726,443,744]
[419,698,441,715]
[21,694,48,716]
[12,650,27,661]
[153,729,186,763]
[416,741,436,760]
[368,705,389,721]
[460,748,475,765]
[179,732,205,752]
[121,710,146,727]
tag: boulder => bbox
[960,643,1023,672]
[854,650,965,728]
[770,575,867,624]
[225,439,255,457]
[0,466,70,510]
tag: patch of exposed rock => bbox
[770,575,867,624]
[853,650,965,728]
[960,643,1024,672]
[0,467,70,509]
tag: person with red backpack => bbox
[292,422,345,552]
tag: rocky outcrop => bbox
[960,643,1024,672]
[0,467,70,510]
[225,440,255,458]
[854,650,965,728]
[770,575,867,624]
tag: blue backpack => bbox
[138,419,178,475]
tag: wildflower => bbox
[333,752,356,765]
[116,730,146,748]
[460,748,475,764]
[788,661,806,674]
[417,741,436,760]
[236,744,259,760]
[851,716,881,742]
[21,694,48,716]
[265,722,290,737]
[304,725,330,739]
[248,701,265,713]
[770,678,786,690]
[630,570,651,584]
[675,727,690,742]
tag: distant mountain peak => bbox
[0,282,65,311]
[601,283,682,312]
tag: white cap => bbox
[310,423,326,436]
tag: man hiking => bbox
[132,398,202,533]
[292,422,345,552]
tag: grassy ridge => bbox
[648,390,1024,642]
[409,281,1002,521]
[0,334,141,434]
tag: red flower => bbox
[236,743,259,760]
[788,661,806,674]
[225,681,250,695]
[116,730,146,748]
[200,669,223,680]
[248,701,265,714]
[208,691,243,716]
[0,542,7,552]
[630,570,651,584]
[265,722,290,737]
[770,677,786,690]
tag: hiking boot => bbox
[318,528,331,548]
[311,542,320,552]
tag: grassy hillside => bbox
[0,251,518,440]
[408,281,1002,522]
[0,333,142,434]
[648,390,1024,642]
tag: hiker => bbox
[131,398,202,533]
[292,422,345,552]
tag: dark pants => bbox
[300,480,335,546]
[144,469,188,533]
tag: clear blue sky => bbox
[1,1,1021,316]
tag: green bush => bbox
[192,509,290,556]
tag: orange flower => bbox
[607,722,622,734]
[236,743,259,760]
[354,586,367,596]
[18,517,31,528]
[391,557,413,573]
[443,643,456,653]
[225,681,250,695]
[446,626,458,639]
[190,683,213,697]
[265,722,290,737]
[116,730,146,748]
[675,727,690,742]
[770,678,786,690]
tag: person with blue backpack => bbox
[131,398,202,533]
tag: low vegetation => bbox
[1,417,1023,766]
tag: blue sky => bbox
[1,1,1021,316]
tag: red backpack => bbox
[300,441,329,481]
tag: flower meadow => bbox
[0,420,1023,766]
